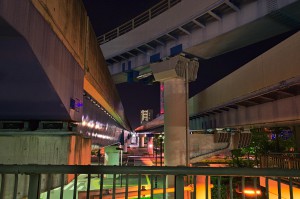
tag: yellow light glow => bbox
[244,189,261,195]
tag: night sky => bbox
[82,1,297,129]
[83,0,161,36]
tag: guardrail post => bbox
[116,28,120,37]
[28,174,40,199]
[0,174,6,199]
[175,175,184,199]
[149,10,152,20]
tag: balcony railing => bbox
[97,0,182,45]
[261,154,300,170]
[1,164,300,199]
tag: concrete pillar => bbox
[164,78,187,166]
[139,134,146,148]
[150,55,199,167]
[148,137,154,155]
[151,55,199,192]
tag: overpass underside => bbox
[0,0,131,170]
[190,31,300,130]
[0,0,129,128]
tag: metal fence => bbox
[97,0,182,44]
[261,154,300,170]
[1,165,300,199]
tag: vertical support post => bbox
[112,174,116,199]
[218,176,221,199]
[185,62,190,166]
[163,175,166,199]
[28,174,40,199]
[266,177,269,199]
[254,177,257,199]
[86,174,91,199]
[205,176,209,199]
[289,177,294,199]
[117,27,120,37]
[59,174,64,199]
[242,176,245,199]
[149,10,152,20]
[13,174,19,199]
[160,137,163,166]
[192,175,196,199]
[175,175,184,199]
[73,174,77,199]
[229,176,233,199]
[138,174,142,199]
[125,174,129,199]
[0,174,5,199]
[277,177,281,199]
[150,175,154,199]
[99,174,104,199]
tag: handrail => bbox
[1,164,300,199]
[1,164,300,177]
[97,0,182,44]
[260,155,300,170]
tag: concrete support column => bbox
[151,55,199,192]
[150,55,199,168]
[139,134,146,148]
[148,137,154,155]
[164,78,187,166]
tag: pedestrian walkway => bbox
[40,145,165,199]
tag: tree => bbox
[269,127,295,152]
[231,148,244,167]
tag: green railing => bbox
[261,154,300,169]
[1,165,300,199]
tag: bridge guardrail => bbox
[1,165,300,199]
[97,0,182,44]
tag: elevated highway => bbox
[0,0,129,130]
[114,0,300,165]
[99,0,300,84]
[0,0,130,170]
[189,30,300,130]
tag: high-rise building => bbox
[140,109,153,124]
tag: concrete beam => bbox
[189,31,300,115]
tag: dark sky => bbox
[82,0,161,36]
[82,1,298,129]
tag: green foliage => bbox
[232,128,296,167]
[268,127,295,152]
